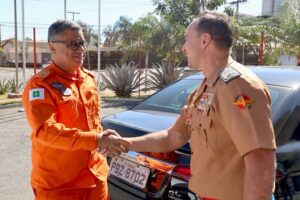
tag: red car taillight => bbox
[172,164,191,181]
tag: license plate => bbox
[109,156,150,189]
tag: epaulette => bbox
[81,67,95,78]
[219,66,241,83]
[34,68,51,80]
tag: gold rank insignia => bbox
[233,94,254,109]
[36,69,50,78]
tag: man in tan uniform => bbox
[125,12,276,200]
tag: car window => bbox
[133,79,200,114]
[268,85,292,113]
[133,79,290,115]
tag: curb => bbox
[0,98,143,109]
[0,102,23,109]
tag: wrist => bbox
[97,130,111,148]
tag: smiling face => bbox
[49,29,86,74]
[181,20,205,71]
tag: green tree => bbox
[278,0,300,54]
[152,0,226,28]
[233,0,300,65]
[114,16,134,47]
[103,25,117,47]
[77,21,97,69]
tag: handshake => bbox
[96,129,132,157]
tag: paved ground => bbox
[0,100,137,200]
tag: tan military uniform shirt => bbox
[173,61,276,200]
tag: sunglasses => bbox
[51,40,87,51]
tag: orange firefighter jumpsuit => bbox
[22,63,109,200]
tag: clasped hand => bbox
[97,129,131,157]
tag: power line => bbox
[229,0,247,20]
[67,11,80,21]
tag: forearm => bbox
[243,149,276,200]
[127,128,188,153]
[37,123,97,150]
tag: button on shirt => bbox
[172,62,276,200]
[22,63,108,190]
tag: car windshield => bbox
[133,78,291,114]
[133,79,200,114]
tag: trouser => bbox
[32,179,109,200]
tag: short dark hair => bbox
[48,19,82,42]
[196,11,234,49]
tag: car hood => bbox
[103,109,178,133]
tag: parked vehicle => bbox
[102,66,300,200]
[3,59,15,67]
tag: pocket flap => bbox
[201,116,212,129]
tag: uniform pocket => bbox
[56,96,79,125]
[199,116,218,152]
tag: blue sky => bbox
[0,0,262,41]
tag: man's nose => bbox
[77,44,86,53]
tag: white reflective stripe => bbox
[29,88,45,101]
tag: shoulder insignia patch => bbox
[219,66,241,83]
[29,88,45,101]
[35,69,51,79]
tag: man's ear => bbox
[201,33,212,47]
[48,43,56,53]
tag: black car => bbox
[102,67,300,200]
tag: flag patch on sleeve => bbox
[29,88,45,101]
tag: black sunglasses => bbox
[51,40,87,51]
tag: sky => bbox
[0,0,263,41]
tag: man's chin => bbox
[73,61,84,67]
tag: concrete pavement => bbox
[0,101,135,200]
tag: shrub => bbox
[102,62,142,97]
[7,78,23,93]
[0,78,8,95]
[147,61,183,90]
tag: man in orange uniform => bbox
[22,20,131,200]
[125,12,276,200]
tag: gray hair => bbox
[48,19,82,42]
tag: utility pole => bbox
[64,0,67,19]
[67,11,80,21]
[0,24,2,66]
[14,0,19,93]
[97,0,101,90]
[137,33,142,98]
[0,24,2,45]
[22,0,26,86]
[229,0,247,21]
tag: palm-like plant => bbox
[103,25,117,47]
[147,61,183,90]
[0,78,8,95]
[7,78,23,93]
[101,62,142,97]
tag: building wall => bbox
[262,0,284,16]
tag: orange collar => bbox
[49,61,87,81]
